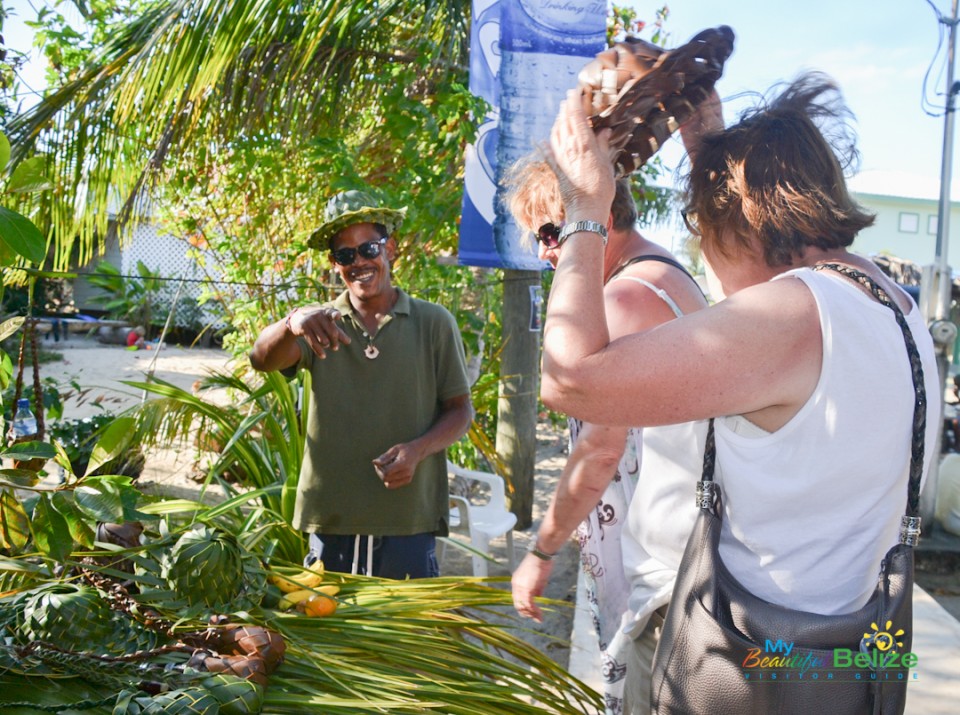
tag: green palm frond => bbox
[262,575,600,714]
[122,368,307,562]
[2,543,599,714]
[8,0,472,269]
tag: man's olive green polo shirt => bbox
[290,289,469,536]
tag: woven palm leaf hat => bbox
[307,190,407,250]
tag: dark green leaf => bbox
[51,492,95,548]
[85,474,134,489]
[32,494,75,561]
[0,487,29,551]
[74,483,124,522]
[7,157,54,194]
[1,441,57,460]
[119,483,151,521]
[0,469,42,488]
[0,206,47,264]
[85,416,134,475]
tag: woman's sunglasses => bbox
[330,237,388,266]
[535,222,563,248]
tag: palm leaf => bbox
[2,556,599,713]
[8,0,472,268]
[122,369,307,561]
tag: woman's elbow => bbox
[541,370,579,415]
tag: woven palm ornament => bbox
[578,26,735,177]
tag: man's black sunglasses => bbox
[535,222,563,248]
[330,237,388,266]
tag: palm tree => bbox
[7,0,473,269]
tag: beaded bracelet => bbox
[284,308,299,333]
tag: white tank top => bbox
[714,268,940,615]
[622,418,709,636]
[615,271,711,637]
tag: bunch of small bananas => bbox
[268,560,326,593]
[268,562,340,616]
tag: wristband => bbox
[284,308,299,333]
[529,539,557,561]
[556,220,608,248]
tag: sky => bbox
[632,0,957,200]
[5,0,53,106]
[4,0,957,197]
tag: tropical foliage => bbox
[0,338,604,711]
[125,368,308,564]
[3,0,679,471]
[6,0,476,270]
[0,392,602,714]
[0,2,684,710]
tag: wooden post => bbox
[496,268,541,529]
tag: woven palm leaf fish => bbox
[120,687,221,714]
[215,623,286,673]
[21,583,115,647]
[200,674,265,715]
[578,26,735,177]
[187,650,270,687]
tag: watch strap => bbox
[557,220,608,247]
[529,540,557,561]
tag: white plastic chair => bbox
[445,460,518,577]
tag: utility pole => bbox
[495,269,541,529]
[922,0,960,528]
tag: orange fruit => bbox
[303,593,338,617]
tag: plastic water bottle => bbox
[493,0,605,267]
[11,398,38,441]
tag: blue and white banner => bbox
[458,0,606,270]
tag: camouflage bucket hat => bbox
[308,190,407,250]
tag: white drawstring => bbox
[366,535,374,576]
[351,534,361,575]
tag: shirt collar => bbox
[332,288,411,317]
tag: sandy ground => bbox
[41,334,581,667]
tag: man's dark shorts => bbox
[307,533,439,579]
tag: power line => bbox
[923,0,960,117]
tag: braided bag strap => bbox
[812,263,926,524]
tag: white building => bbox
[848,170,960,270]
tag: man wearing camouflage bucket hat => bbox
[250,189,473,579]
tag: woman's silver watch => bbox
[529,539,558,561]
[556,220,608,247]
